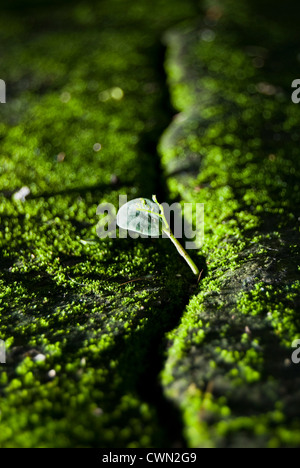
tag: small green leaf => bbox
[116,195,200,277]
[116,198,161,236]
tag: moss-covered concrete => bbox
[0,0,200,448]
[1,0,300,448]
[160,0,300,448]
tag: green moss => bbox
[1,0,300,449]
[0,0,200,448]
[159,0,300,448]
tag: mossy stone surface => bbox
[0,0,198,448]
[160,0,300,448]
[0,0,300,448]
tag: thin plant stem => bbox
[152,195,200,276]
[163,228,199,276]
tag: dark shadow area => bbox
[135,42,176,202]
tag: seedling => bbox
[117,195,199,276]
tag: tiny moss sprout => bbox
[117,195,199,276]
